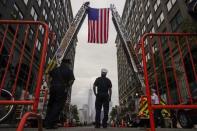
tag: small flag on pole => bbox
[88,7,110,43]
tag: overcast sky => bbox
[70,0,126,108]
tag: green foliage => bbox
[71,105,79,121]
[110,107,117,120]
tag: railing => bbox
[141,33,197,131]
[0,20,49,131]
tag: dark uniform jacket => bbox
[94,76,112,96]
[49,64,75,92]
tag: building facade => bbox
[0,0,76,121]
[117,0,197,108]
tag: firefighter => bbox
[44,58,75,129]
[151,88,164,128]
[93,68,112,128]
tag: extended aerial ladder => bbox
[110,4,145,93]
[45,2,145,94]
[45,2,90,73]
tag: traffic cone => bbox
[64,122,67,127]
[121,119,125,127]
[112,120,115,127]
[146,128,151,131]
[64,120,69,127]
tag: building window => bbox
[11,3,24,19]
[146,53,150,61]
[154,0,160,12]
[167,0,176,11]
[31,6,38,21]
[140,14,144,22]
[134,14,137,22]
[51,46,54,53]
[147,13,152,24]
[55,21,58,29]
[37,0,41,6]
[133,32,136,41]
[157,12,164,27]
[29,28,34,40]
[57,11,60,19]
[39,26,44,34]
[46,0,50,7]
[137,35,140,42]
[153,42,158,53]
[142,25,146,34]
[36,40,41,51]
[58,30,61,38]
[150,26,155,33]
[51,10,54,19]
[54,0,57,8]
[136,24,139,32]
[145,0,150,11]
[43,9,47,20]
[48,57,51,64]
[49,22,52,30]
[170,11,183,31]
[19,12,23,19]
[24,0,28,5]
[59,20,62,29]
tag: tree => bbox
[70,105,79,121]
[110,107,117,120]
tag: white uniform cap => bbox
[101,68,108,74]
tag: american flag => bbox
[88,7,110,43]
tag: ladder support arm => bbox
[111,4,145,93]
[45,2,90,73]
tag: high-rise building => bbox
[0,0,76,120]
[117,0,197,107]
[78,108,85,123]
[87,88,94,123]
[82,104,89,123]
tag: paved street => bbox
[0,127,197,131]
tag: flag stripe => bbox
[88,21,90,42]
[100,9,103,43]
[104,9,106,43]
[106,9,109,42]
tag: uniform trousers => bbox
[44,86,67,127]
[95,94,109,127]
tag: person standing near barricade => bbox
[151,88,164,128]
[44,58,75,129]
[93,68,112,128]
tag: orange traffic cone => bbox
[64,120,69,127]
[146,128,151,131]
[112,120,115,127]
[64,122,67,127]
[121,119,125,127]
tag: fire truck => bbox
[135,95,171,128]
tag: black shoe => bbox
[102,123,107,128]
[45,125,58,129]
[95,125,100,128]
[103,125,107,128]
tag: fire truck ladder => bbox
[45,2,90,73]
[110,4,145,93]
[46,2,145,93]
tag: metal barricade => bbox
[141,33,197,131]
[0,20,49,131]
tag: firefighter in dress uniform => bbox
[93,68,112,128]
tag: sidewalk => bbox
[0,127,197,131]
